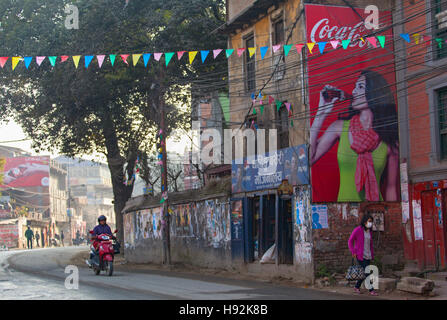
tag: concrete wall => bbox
[124,197,232,269]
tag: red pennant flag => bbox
[295,44,304,53]
[424,35,432,46]
[237,48,245,57]
[177,51,186,60]
[268,96,274,104]
[120,54,130,65]
[0,57,9,68]
[60,56,69,63]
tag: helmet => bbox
[98,215,107,223]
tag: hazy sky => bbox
[0,119,192,162]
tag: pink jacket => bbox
[348,226,374,261]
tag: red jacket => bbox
[348,226,374,261]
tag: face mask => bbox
[366,222,373,229]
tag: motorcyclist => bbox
[86,215,114,267]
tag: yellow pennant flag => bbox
[307,43,315,54]
[72,55,81,68]
[11,57,21,70]
[132,54,142,66]
[248,47,256,58]
[189,51,198,64]
[413,33,420,44]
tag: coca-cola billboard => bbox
[306,4,400,203]
[0,156,50,188]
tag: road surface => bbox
[0,246,372,300]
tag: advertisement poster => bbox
[311,205,329,229]
[306,4,399,202]
[412,200,423,241]
[0,156,50,188]
[232,145,308,193]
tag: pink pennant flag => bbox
[367,37,377,48]
[97,55,106,68]
[295,44,304,53]
[0,57,9,68]
[177,51,186,60]
[120,54,130,65]
[268,96,274,104]
[272,45,281,53]
[213,49,223,59]
[154,53,163,61]
[237,48,245,57]
[330,40,339,49]
[36,56,46,66]
[285,102,291,112]
[60,56,69,63]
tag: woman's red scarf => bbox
[349,115,380,201]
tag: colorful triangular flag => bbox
[177,51,185,60]
[413,33,420,44]
[295,44,304,53]
[248,47,256,58]
[120,54,130,65]
[330,40,339,49]
[11,57,20,70]
[377,36,386,48]
[285,102,291,112]
[317,42,327,54]
[189,51,198,64]
[260,46,269,59]
[143,53,151,66]
[272,45,281,53]
[72,55,81,68]
[225,49,234,58]
[341,39,351,49]
[0,57,8,68]
[367,37,377,48]
[260,105,264,115]
[253,108,257,115]
[436,38,443,49]
[97,55,105,68]
[165,52,175,66]
[276,100,282,111]
[85,55,94,68]
[284,44,293,57]
[307,43,315,53]
[60,56,69,63]
[24,57,32,69]
[400,33,410,43]
[213,49,222,59]
[48,56,57,67]
[132,54,142,66]
[237,48,245,57]
[36,56,46,66]
[268,96,274,104]
[153,53,162,61]
[201,50,210,63]
[110,55,116,66]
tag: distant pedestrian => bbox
[25,227,34,249]
[348,213,378,296]
[60,230,65,247]
[35,231,40,247]
[41,230,45,247]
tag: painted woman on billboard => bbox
[310,69,399,202]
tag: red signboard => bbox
[0,156,50,188]
[306,4,399,202]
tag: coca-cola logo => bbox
[309,18,368,48]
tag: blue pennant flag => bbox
[85,55,94,68]
[24,57,33,69]
[143,53,151,67]
[318,42,327,54]
[260,46,269,60]
[201,50,210,63]
[251,93,256,100]
[400,33,410,43]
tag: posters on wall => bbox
[412,200,423,240]
[306,4,399,203]
[232,145,308,193]
[311,205,329,229]
[400,163,410,223]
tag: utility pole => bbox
[159,87,171,265]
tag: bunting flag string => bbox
[2,33,444,71]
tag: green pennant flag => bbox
[48,56,57,67]
[109,54,116,66]
[276,100,282,111]
[253,107,257,115]
[284,44,293,57]
[160,198,165,204]
[226,49,234,58]
[291,119,294,127]
[341,39,351,49]
[260,105,264,115]
[377,35,386,48]
[165,52,175,66]
[436,38,443,49]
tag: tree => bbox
[0,0,227,242]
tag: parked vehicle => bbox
[72,237,86,246]
[89,230,120,276]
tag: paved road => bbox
[0,247,371,300]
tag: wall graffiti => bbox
[294,186,313,265]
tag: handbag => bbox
[345,258,365,281]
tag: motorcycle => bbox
[88,230,120,276]
[72,237,85,246]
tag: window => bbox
[244,34,256,92]
[272,19,285,81]
[438,87,447,159]
[433,0,447,59]
[277,105,289,149]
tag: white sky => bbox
[0,119,192,161]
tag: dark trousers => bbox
[36,238,40,247]
[355,259,374,291]
[27,238,33,249]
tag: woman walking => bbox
[348,213,378,295]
